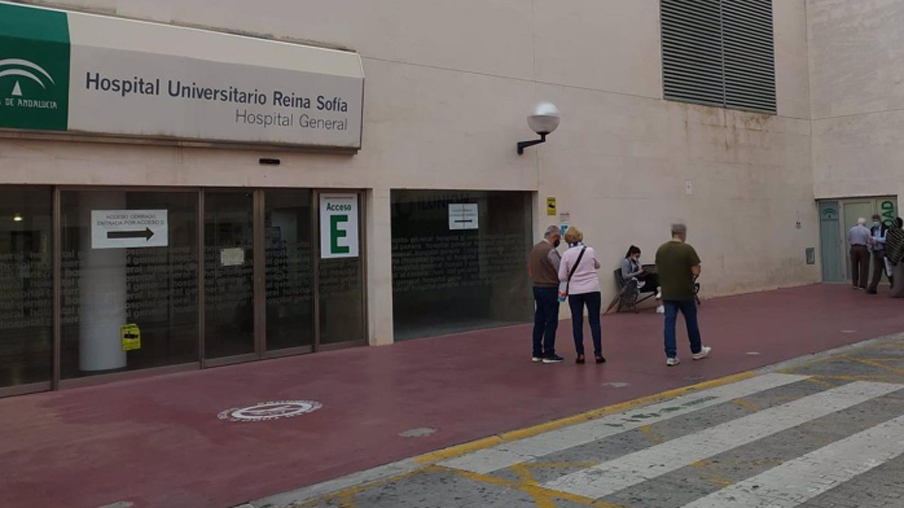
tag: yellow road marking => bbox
[732,398,761,413]
[530,461,598,469]
[690,460,733,488]
[639,424,667,444]
[803,377,837,389]
[433,465,629,508]
[300,370,760,506]
[779,352,854,374]
[413,435,504,463]
[292,469,427,508]
[851,358,904,376]
[416,371,756,464]
[804,373,897,382]
[511,463,558,508]
[337,492,356,508]
[748,457,785,468]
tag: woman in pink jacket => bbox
[558,227,605,364]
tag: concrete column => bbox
[79,191,127,372]
[366,187,394,346]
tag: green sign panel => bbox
[0,3,70,131]
[320,194,359,259]
[880,200,897,224]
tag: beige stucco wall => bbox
[0,0,819,344]
[809,0,904,201]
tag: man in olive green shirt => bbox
[655,223,712,367]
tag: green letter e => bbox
[330,215,349,254]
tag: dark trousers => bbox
[532,286,559,358]
[637,272,660,293]
[869,250,888,292]
[664,299,702,359]
[850,245,870,288]
[568,291,602,356]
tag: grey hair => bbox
[544,225,561,238]
[671,223,687,236]
[858,217,867,226]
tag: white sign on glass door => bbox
[91,210,168,249]
[449,203,478,230]
[320,194,359,259]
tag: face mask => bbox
[554,240,561,248]
[874,222,881,229]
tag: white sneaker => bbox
[656,290,662,300]
[693,346,712,361]
[532,356,543,363]
[666,357,680,367]
[656,305,665,314]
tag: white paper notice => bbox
[91,210,168,249]
[449,204,478,230]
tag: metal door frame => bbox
[818,196,898,282]
[312,189,369,352]
[0,185,368,397]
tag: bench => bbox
[609,269,657,314]
[607,271,702,314]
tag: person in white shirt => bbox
[848,218,871,290]
[558,227,605,365]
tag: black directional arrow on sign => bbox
[107,228,155,241]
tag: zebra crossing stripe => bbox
[543,381,902,499]
[441,373,808,474]
[680,414,904,508]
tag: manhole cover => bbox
[218,400,322,422]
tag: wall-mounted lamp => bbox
[12,213,22,222]
[517,101,561,155]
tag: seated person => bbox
[622,245,664,313]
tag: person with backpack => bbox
[558,227,605,365]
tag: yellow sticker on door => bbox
[121,324,141,351]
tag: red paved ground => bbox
[2,284,904,508]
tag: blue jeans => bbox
[532,287,559,357]
[664,299,702,359]
[568,291,602,356]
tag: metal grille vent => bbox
[661,0,776,114]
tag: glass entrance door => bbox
[204,191,255,360]
[818,196,898,282]
[1,186,367,397]
[0,187,53,390]
[264,190,315,352]
[819,201,843,282]
[316,192,366,348]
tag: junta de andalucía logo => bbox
[0,1,71,131]
[0,58,58,108]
